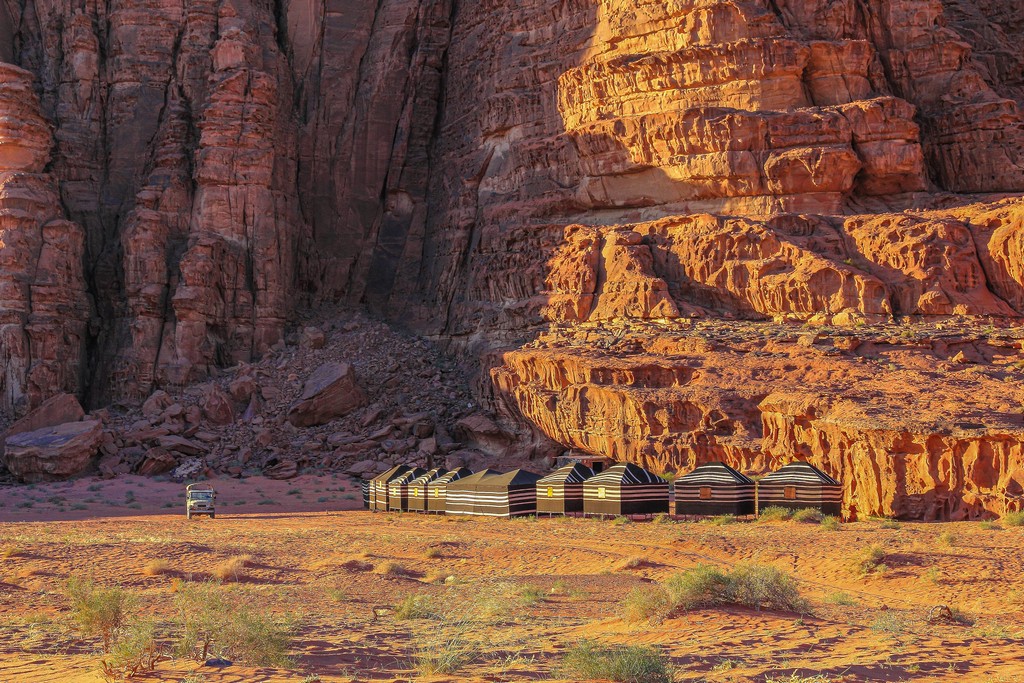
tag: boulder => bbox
[286,362,367,428]
[1,393,85,456]
[453,414,513,456]
[3,420,103,482]
[201,385,235,425]
[157,435,207,456]
[137,447,177,476]
[142,390,173,418]
[263,457,298,480]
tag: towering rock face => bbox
[3,0,1024,516]
[0,63,90,415]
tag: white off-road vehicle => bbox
[186,484,216,519]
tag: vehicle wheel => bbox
[209,513,215,519]
[187,511,191,520]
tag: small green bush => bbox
[824,591,857,606]
[819,516,841,531]
[1003,510,1024,527]
[879,518,901,529]
[850,544,887,576]
[65,577,136,652]
[758,506,792,522]
[708,514,738,526]
[620,585,671,623]
[792,508,822,523]
[560,640,672,683]
[99,620,161,681]
[393,594,437,620]
[664,564,731,610]
[518,584,547,607]
[938,531,957,548]
[728,563,806,612]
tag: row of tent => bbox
[363,461,842,518]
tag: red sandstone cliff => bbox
[1,0,1023,517]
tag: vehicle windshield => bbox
[189,491,214,501]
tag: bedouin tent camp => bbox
[536,463,595,514]
[674,461,755,516]
[387,466,428,512]
[445,469,541,517]
[757,461,843,516]
[583,463,669,516]
[425,467,473,512]
[406,467,449,513]
[369,465,413,511]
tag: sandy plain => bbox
[0,474,1022,682]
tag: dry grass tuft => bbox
[850,545,887,576]
[375,560,411,577]
[615,556,652,571]
[142,559,172,577]
[214,555,252,582]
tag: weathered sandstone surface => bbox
[3,419,103,482]
[2,0,1024,517]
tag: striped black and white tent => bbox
[406,467,449,513]
[369,465,412,511]
[445,469,541,517]
[360,479,370,509]
[425,467,473,513]
[674,462,755,516]
[536,463,595,514]
[758,461,843,516]
[583,463,669,516]
[387,466,428,511]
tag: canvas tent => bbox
[369,465,412,511]
[536,463,595,514]
[387,466,428,511]
[445,469,541,517]
[583,463,669,516]
[674,461,755,516]
[406,467,449,513]
[758,461,842,516]
[425,467,473,512]
[361,479,370,509]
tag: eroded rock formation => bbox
[2,0,1024,516]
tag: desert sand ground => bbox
[1,475,1022,683]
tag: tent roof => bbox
[761,461,841,486]
[447,468,541,490]
[389,467,427,485]
[677,461,754,485]
[409,467,448,487]
[429,467,473,486]
[587,463,665,485]
[370,464,412,484]
[538,463,595,485]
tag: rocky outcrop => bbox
[0,64,91,416]
[0,393,86,456]
[3,419,103,482]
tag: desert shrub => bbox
[937,531,957,548]
[550,580,570,596]
[518,584,547,607]
[978,520,1000,531]
[664,563,805,613]
[921,567,942,584]
[65,577,136,652]
[221,609,293,667]
[664,564,731,610]
[819,516,841,531]
[213,555,251,582]
[1003,510,1024,527]
[393,594,437,620]
[620,585,671,624]
[99,620,161,682]
[612,516,631,526]
[423,547,442,559]
[792,509,822,524]
[709,515,738,526]
[879,518,901,530]
[142,559,171,577]
[850,545,887,576]
[560,640,672,683]
[824,592,857,606]
[728,563,806,612]
[758,506,792,522]
[409,606,478,675]
[172,581,292,666]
